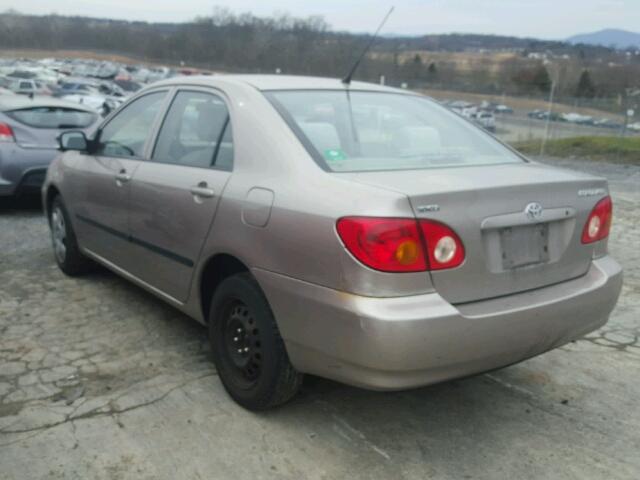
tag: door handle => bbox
[190,182,215,198]
[115,170,131,183]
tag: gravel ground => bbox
[0,158,638,480]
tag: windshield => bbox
[7,107,97,129]
[267,90,523,172]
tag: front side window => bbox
[152,90,232,169]
[7,107,97,129]
[267,90,523,172]
[95,91,166,158]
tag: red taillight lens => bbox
[336,217,427,272]
[336,217,465,272]
[419,219,465,270]
[0,122,14,143]
[581,196,612,244]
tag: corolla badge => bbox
[525,202,543,220]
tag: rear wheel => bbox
[49,196,93,276]
[209,273,302,410]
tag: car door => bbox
[71,90,169,268]
[126,88,234,302]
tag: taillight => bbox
[0,122,14,143]
[419,219,465,270]
[336,217,427,272]
[336,217,464,272]
[581,196,612,244]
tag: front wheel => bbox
[209,273,303,410]
[49,196,93,276]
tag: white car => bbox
[473,111,496,132]
[561,113,593,124]
[59,94,124,116]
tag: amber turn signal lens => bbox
[395,240,420,265]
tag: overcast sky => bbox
[1,0,638,39]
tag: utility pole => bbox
[540,68,559,157]
[617,88,638,163]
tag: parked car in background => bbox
[43,75,622,411]
[59,93,123,117]
[8,78,52,96]
[0,76,13,89]
[562,113,594,125]
[473,110,496,132]
[494,104,514,114]
[0,95,99,197]
[54,81,99,97]
[593,118,623,130]
[114,79,143,93]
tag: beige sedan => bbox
[43,75,622,410]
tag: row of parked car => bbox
[0,57,201,117]
[442,100,514,133]
[526,109,639,131]
[0,57,214,198]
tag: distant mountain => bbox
[568,29,640,49]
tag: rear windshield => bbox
[6,107,97,129]
[266,90,523,172]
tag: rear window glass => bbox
[7,107,97,129]
[266,90,522,172]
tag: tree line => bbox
[0,10,637,100]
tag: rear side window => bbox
[152,90,232,169]
[19,81,31,89]
[6,107,97,129]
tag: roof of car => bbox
[152,74,413,94]
[0,95,98,113]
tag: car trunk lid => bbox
[340,162,609,304]
[7,121,64,149]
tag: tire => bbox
[49,195,93,276]
[209,273,303,410]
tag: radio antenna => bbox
[342,6,395,85]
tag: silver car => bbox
[42,75,623,410]
[0,95,98,197]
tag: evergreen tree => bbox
[511,65,551,94]
[410,53,423,80]
[575,70,596,98]
[532,65,552,93]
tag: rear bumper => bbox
[254,255,623,390]
[0,167,47,196]
[0,144,57,197]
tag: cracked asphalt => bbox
[0,158,639,480]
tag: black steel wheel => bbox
[221,299,263,388]
[209,273,303,410]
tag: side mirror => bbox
[59,131,88,152]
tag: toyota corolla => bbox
[42,75,623,410]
